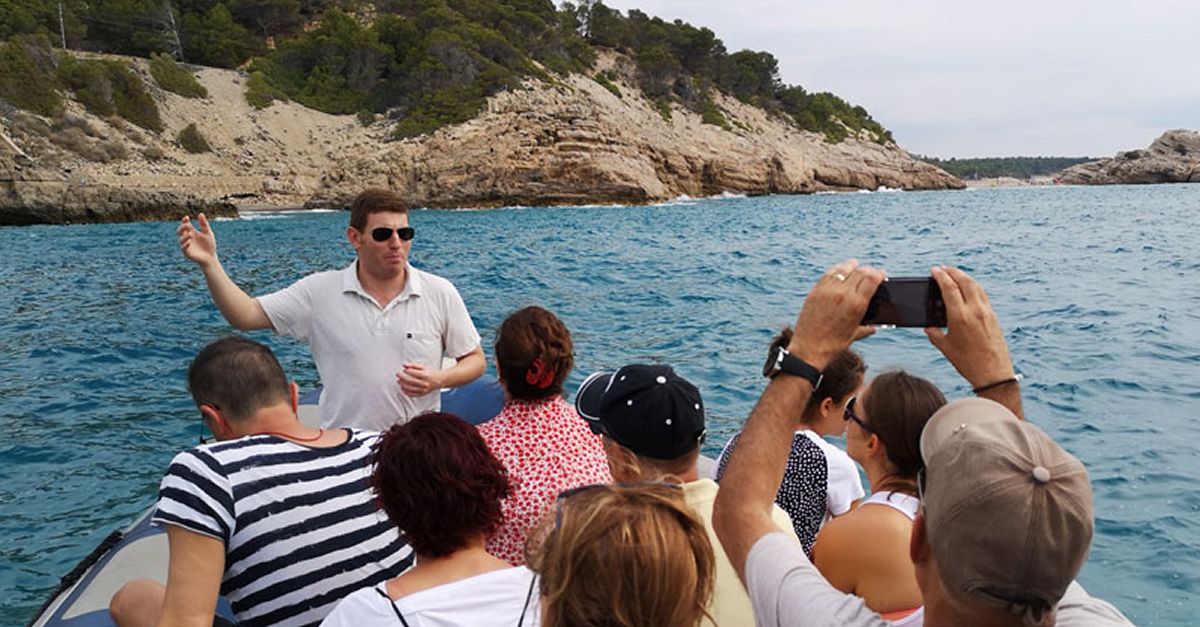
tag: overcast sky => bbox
[600,1,1200,158]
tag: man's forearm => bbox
[201,261,270,331]
[713,374,814,580]
[439,348,485,388]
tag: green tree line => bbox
[919,156,1095,180]
[1,0,894,143]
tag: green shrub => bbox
[593,72,621,98]
[0,35,63,116]
[177,123,210,153]
[149,53,208,98]
[245,70,287,109]
[697,93,730,130]
[57,57,163,132]
[654,97,672,122]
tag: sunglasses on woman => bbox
[843,397,872,432]
[370,226,415,242]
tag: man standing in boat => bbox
[177,189,485,430]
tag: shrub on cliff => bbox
[0,35,63,116]
[149,52,208,98]
[177,123,211,153]
[594,72,621,98]
[245,70,288,109]
[57,57,163,132]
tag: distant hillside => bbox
[917,156,1094,180]
[0,0,892,144]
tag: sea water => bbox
[2,184,1198,625]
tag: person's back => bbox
[576,364,798,627]
[161,429,411,625]
[811,371,944,616]
[478,307,611,565]
[110,336,412,627]
[715,345,866,555]
[322,412,538,627]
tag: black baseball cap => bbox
[574,364,706,460]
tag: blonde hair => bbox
[527,484,715,627]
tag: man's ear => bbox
[289,382,299,413]
[199,404,233,440]
[347,226,362,250]
[910,510,932,564]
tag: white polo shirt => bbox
[259,262,481,431]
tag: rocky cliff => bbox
[1,52,962,225]
[1058,130,1200,185]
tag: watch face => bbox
[762,346,781,378]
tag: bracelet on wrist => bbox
[972,374,1023,395]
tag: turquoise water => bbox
[2,185,1198,625]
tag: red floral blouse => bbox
[478,396,613,565]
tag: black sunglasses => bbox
[843,397,872,432]
[370,226,415,242]
[553,482,681,529]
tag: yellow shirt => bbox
[683,478,800,627]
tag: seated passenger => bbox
[810,369,946,618]
[527,483,714,627]
[575,364,797,627]
[715,331,866,554]
[322,412,538,626]
[713,262,1132,627]
[109,336,411,627]
[477,306,611,566]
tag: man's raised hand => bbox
[925,265,1016,389]
[178,213,218,268]
[787,260,885,370]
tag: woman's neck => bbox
[864,458,917,496]
[386,539,508,599]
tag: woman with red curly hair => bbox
[477,306,612,565]
[321,413,538,626]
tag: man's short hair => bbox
[187,336,289,421]
[920,398,1093,620]
[349,188,408,231]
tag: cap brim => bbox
[574,370,615,432]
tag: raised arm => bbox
[178,213,271,331]
[713,260,883,581]
[925,265,1023,419]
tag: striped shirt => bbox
[154,429,413,627]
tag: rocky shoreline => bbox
[1058,130,1200,185]
[0,52,963,225]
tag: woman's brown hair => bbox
[772,327,866,422]
[860,369,947,493]
[494,306,574,402]
[526,484,715,627]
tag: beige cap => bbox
[920,398,1093,614]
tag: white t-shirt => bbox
[321,566,539,627]
[745,532,1134,627]
[259,262,481,431]
[798,430,864,520]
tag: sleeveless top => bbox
[859,491,920,520]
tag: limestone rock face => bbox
[2,52,962,224]
[1059,130,1200,185]
[316,72,963,208]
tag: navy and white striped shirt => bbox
[154,429,413,626]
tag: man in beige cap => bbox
[713,261,1132,626]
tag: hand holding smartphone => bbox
[861,277,947,327]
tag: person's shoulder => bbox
[324,585,394,623]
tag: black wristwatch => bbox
[762,345,824,390]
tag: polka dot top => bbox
[715,429,863,556]
[478,395,613,565]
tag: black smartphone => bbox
[861,277,947,327]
